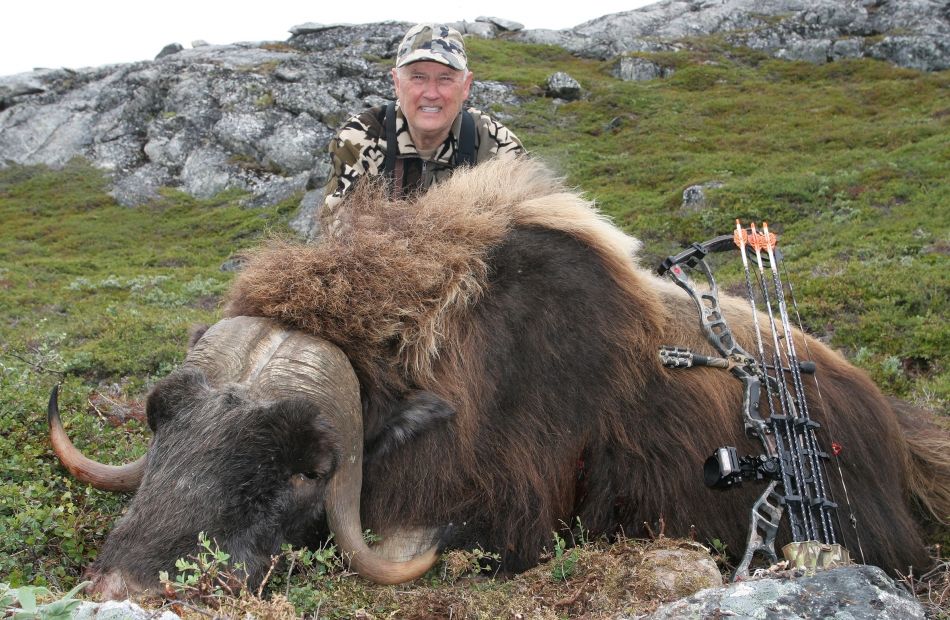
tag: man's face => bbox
[392,61,473,148]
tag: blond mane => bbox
[226,157,653,384]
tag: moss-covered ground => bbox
[0,37,947,617]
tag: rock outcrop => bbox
[0,22,519,223]
[0,0,946,232]
[516,0,950,72]
[641,564,927,619]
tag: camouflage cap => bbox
[395,23,468,72]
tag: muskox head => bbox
[48,316,437,599]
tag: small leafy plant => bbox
[272,540,345,616]
[551,531,580,582]
[550,517,589,581]
[281,540,341,582]
[707,537,738,573]
[159,532,250,603]
[1,581,89,620]
[439,546,503,583]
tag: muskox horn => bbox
[47,385,145,492]
[188,316,438,584]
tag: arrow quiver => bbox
[657,227,850,579]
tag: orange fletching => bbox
[761,222,778,251]
[749,222,765,252]
[733,219,748,248]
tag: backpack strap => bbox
[383,101,398,177]
[456,110,476,167]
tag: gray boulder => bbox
[155,43,184,60]
[73,600,180,620]
[642,565,926,619]
[681,180,725,212]
[458,21,497,39]
[515,28,577,48]
[110,163,173,206]
[476,16,525,32]
[613,56,674,81]
[545,71,583,100]
[0,72,46,106]
[289,188,327,241]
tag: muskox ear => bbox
[365,390,455,463]
[146,367,210,432]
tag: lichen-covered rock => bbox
[681,181,725,212]
[634,548,723,600]
[516,0,949,72]
[545,71,583,100]
[642,565,927,619]
[73,599,181,620]
[613,56,674,82]
[476,16,525,32]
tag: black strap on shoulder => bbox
[383,101,398,177]
[456,110,476,167]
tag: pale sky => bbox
[1,1,655,77]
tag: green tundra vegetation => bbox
[0,36,947,617]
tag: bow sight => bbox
[704,447,781,490]
[658,221,855,579]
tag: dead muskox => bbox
[50,158,950,597]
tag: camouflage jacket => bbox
[320,103,524,236]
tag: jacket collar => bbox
[393,103,462,164]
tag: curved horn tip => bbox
[351,546,441,585]
[46,383,146,492]
[47,384,61,426]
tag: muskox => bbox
[50,158,950,597]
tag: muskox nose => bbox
[85,568,140,601]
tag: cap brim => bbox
[395,49,466,71]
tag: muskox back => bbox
[227,157,949,575]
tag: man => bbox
[320,23,525,236]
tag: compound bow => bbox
[657,221,851,579]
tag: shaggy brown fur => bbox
[227,159,647,387]
[226,157,949,575]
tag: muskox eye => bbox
[291,472,320,485]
